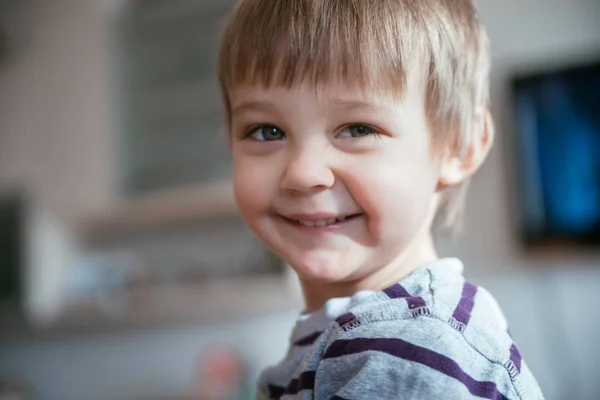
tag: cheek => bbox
[346,147,438,241]
[232,151,279,223]
[234,164,263,214]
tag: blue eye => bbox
[339,124,378,138]
[247,125,286,141]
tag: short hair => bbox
[218,0,492,232]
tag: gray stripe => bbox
[323,338,510,400]
[294,331,323,346]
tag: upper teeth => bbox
[297,216,347,227]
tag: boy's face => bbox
[229,77,442,284]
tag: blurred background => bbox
[0,0,599,399]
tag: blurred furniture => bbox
[0,193,23,309]
[114,0,235,196]
[0,0,303,337]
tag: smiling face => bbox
[229,76,445,287]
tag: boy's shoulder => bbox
[334,257,513,358]
[313,259,541,399]
[258,259,544,399]
[328,259,505,344]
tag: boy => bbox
[218,0,544,398]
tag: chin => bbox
[288,253,358,284]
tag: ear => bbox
[438,110,494,188]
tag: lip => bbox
[283,212,360,221]
[276,212,364,234]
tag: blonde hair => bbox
[218,0,492,232]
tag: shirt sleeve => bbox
[313,319,522,400]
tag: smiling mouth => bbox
[282,213,363,228]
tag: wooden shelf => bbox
[77,181,238,237]
[1,273,302,338]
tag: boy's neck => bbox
[299,232,439,314]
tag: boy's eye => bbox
[247,125,286,141]
[338,124,378,138]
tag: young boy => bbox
[218,0,544,398]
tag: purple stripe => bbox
[383,283,427,310]
[323,338,509,400]
[267,384,285,399]
[452,282,478,326]
[336,312,357,327]
[510,344,522,373]
[406,296,427,310]
[383,283,411,299]
[294,331,323,346]
[284,371,316,395]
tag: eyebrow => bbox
[230,97,389,116]
[328,99,383,112]
[231,101,276,116]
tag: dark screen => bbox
[513,60,600,246]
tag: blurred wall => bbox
[440,0,600,398]
[0,0,599,399]
[0,312,297,400]
[0,2,298,399]
[0,0,114,214]
[447,0,600,270]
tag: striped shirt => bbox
[258,258,544,399]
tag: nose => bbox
[280,146,335,194]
